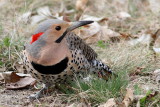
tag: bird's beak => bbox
[55,20,94,43]
[67,20,94,32]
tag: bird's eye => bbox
[55,26,61,31]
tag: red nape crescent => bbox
[30,32,44,44]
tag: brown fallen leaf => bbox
[98,98,117,107]
[119,33,133,41]
[0,67,5,72]
[68,102,90,107]
[119,88,134,107]
[81,15,108,23]
[78,22,101,39]
[129,66,145,76]
[136,100,140,107]
[2,72,19,86]
[116,12,131,20]
[129,66,152,77]
[153,47,160,53]
[0,73,4,85]
[75,0,88,20]
[153,69,160,84]
[2,72,36,89]
[148,29,160,60]
[128,29,160,58]
[100,26,121,40]
[154,36,160,49]
[76,0,88,11]
[0,73,4,81]
[6,76,36,89]
[76,21,121,44]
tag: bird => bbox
[23,19,114,100]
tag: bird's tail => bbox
[90,60,116,80]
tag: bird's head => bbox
[30,19,93,44]
[26,19,93,65]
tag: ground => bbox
[0,0,160,107]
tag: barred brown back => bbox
[66,32,97,61]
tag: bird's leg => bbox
[29,84,49,101]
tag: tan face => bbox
[44,22,70,43]
[30,20,93,44]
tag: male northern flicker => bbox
[23,19,114,100]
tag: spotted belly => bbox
[24,61,72,84]
[22,49,91,85]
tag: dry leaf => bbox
[0,67,5,72]
[6,76,36,89]
[77,21,121,44]
[83,34,100,44]
[128,29,160,53]
[148,0,160,14]
[67,103,90,107]
[101,26,120,38]
[0,73,4,81]
[18,11,32,23]
[81,15,108,23]
[129,66,145,76]
[37,6,52,17]
[116,12,131,20]
[136,100,140,107]
[1,72,15,83]
[128,33,152,46]
[79,15,121,43]
[119,33,132,40]
[153,69,160,84]
[30,6,72,25]
[0,0,6,7]
[19,7,53,25]
[78,22,101,39]
[155,37,160,48]
[76,0,88,11]
[153,48,160,53]
[63,15,71,22]
[31,6,57,25]
[150,29,160,54]
[31,6,51,25]
[98,98,117,107]
[120,88,134,107]
[2,72,36,89]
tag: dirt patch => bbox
[0,85,72,107]
[0,86,35,107]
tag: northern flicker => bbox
[23,19,114,100]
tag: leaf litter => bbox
[1,72,36,89]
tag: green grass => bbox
[0,36,24,70]
[134,84,142,95]
[59,71,128,106]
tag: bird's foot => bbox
[28,84,48,101]
[29,93,41,101]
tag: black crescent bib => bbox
[31,57,69,75]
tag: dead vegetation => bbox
[0,0,160,106]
